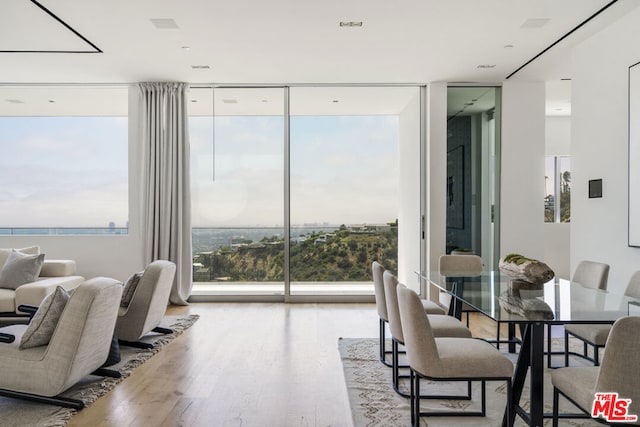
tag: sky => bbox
[1,113,401,229]
[190,114,400,227]
[0,116,128,228]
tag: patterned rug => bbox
[339,337,600,427]
[0,314,199,427]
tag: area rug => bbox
[0,314,199,427]
[339,337,601,427]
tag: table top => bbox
[426,271,638,324]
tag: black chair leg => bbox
[553,387,559,427]
[118,339,154,349]
[152,326,173,334]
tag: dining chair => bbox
[563,269,638,368]
[438,255,495,337]
[373,261,445,367]
[546,259,609,366]
[551,316,640,426]
[383,271,471,398]
[397,284,513,426]
[559,260,610,366]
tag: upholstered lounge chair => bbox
[115,260,176,349]
[0,278,123,409]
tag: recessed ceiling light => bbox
[261,100,268,103]
[504,44,514,48]
[6,99,23,104]
[476,64,496,69]
[222,99,238,104]
[150,18,179,29]
[561,78,572,81]
[48,100,55,103]
[191,65,210,69]
[191,99,198,103]
[181,46,191,51]
[332,100,339,103]
[520,18,551,29]
[339,21,363,27]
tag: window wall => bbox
[190,86,420,298]
[0,86,129,235]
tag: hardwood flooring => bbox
[67,303,502,427]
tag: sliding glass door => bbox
[190,86,420,298]
[190,87,285,295]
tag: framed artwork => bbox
[446,145,464,229]
[629,61,640,247]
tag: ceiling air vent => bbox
[150,18,179,29]
[520,18,551,29]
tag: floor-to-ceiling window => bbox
[190,87,285,295]
[0,86,129,236]
[190,85,420,299]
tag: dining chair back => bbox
[553,316,640,425]
[571,260,609,290]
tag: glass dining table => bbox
[425,271,637,427]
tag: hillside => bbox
[194,228,397,282]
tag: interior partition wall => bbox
[190,85,422,301]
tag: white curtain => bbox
[139,82,192,305]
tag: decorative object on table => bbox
[498,281,554,321]
[498,254,555,286]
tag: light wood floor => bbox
[67,303,504,427]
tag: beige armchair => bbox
[0,278,123,409]
[115,260,176,349]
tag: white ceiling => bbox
[0,0,638,115]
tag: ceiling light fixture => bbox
[332,100,339,103]
[476,64,496,69]
[181,46,191,51]
[504,44,514,48]
[150,18,179,29]
[48,100,55,103]
[339,21,363,27]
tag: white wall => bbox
[398,91,421,291]
[500,81,546,260]
[544,116,571,278]
[571,7,640,293]
[0,87,145,282]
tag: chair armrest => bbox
[40,260,77,277]
[0,332,15,343]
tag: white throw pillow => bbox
[0,250,45,290]
[20,286,70,349]
[0,246,40,270]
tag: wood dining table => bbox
[425,271,637,427]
